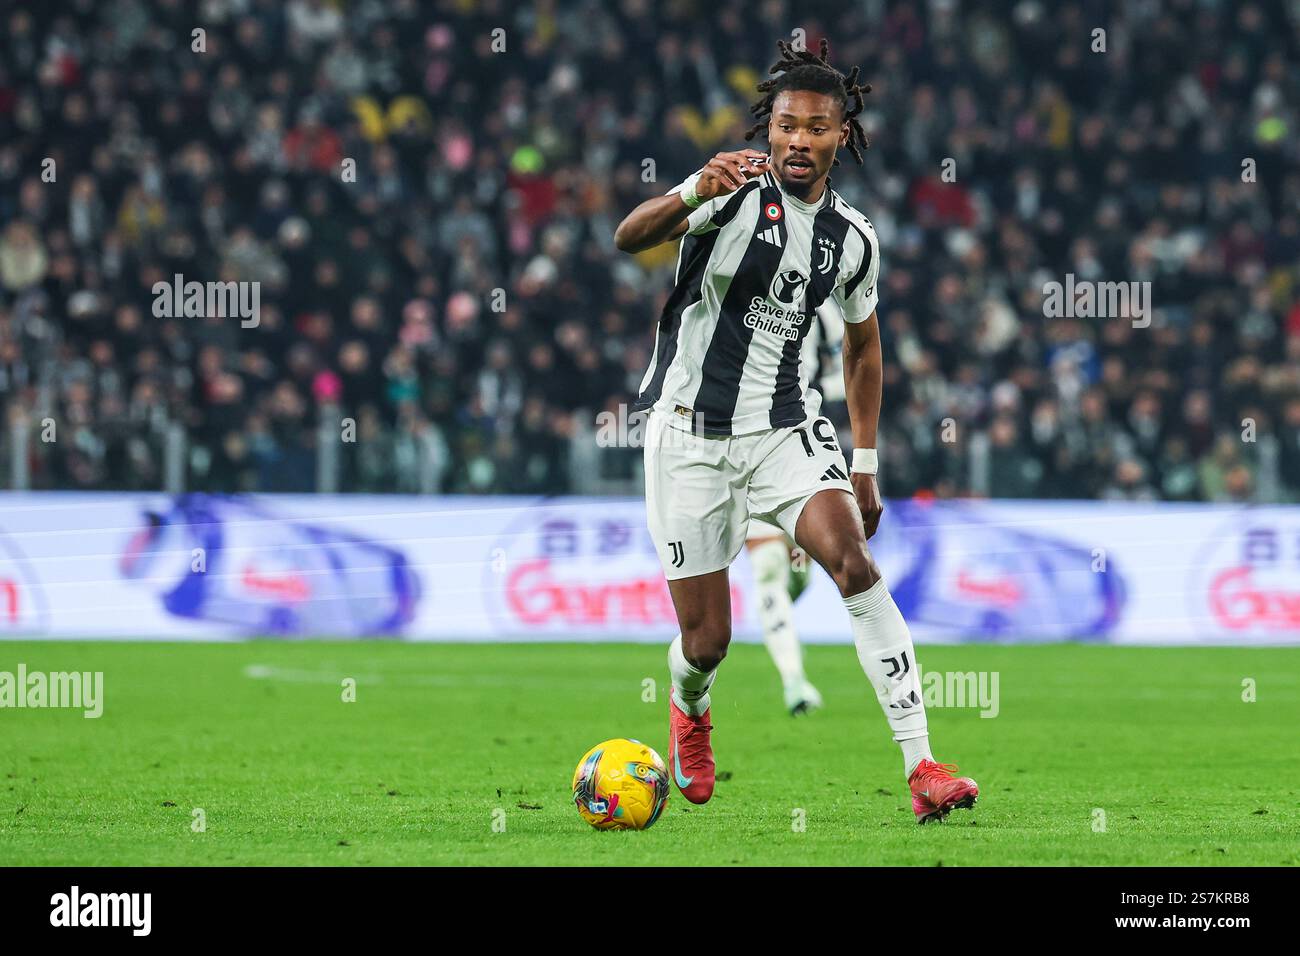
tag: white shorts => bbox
[643,410,854,580]
[746,516,787,542]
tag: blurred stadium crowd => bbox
[1,0,1299,501]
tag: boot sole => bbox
[916,791,978,825]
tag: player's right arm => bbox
[613,149,768,253]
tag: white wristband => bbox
[851,448,878,475]
[678,172,704,208]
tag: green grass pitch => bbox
[1,641,1296,866]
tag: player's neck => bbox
[775,171,827,207]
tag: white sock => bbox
[901,736,934,778]
[750,538,805,693]
[843,579,933,774]
[668,633,716,716]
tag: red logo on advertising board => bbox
[489,511,746,632]
[241,566,312,603]
[505,558,744,627]
[1208,566,1300,631]
[0,578,19,622]
[1195,523,1300,636]
[954,570,1023,608]
[0,531,49,632]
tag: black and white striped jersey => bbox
[809,289,847,402]
[633,168,879,436]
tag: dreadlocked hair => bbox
[744,37,871,166]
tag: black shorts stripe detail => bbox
[633,181,760,414]
[768,206,854,428]
[689,180,784,435]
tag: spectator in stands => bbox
[0,0,1295,503]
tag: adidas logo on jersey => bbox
[820,463,848,481]
[757,225,783,247]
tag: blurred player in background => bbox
[745,517,819,714]
[745,302,846,716]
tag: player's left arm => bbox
[837,224,883,539]
[843,312,884,539]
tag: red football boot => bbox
[908,759,979,824]
[668,696,715,804]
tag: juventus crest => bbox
[816,235,837,275]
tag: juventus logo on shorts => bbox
[669,541,686,568]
